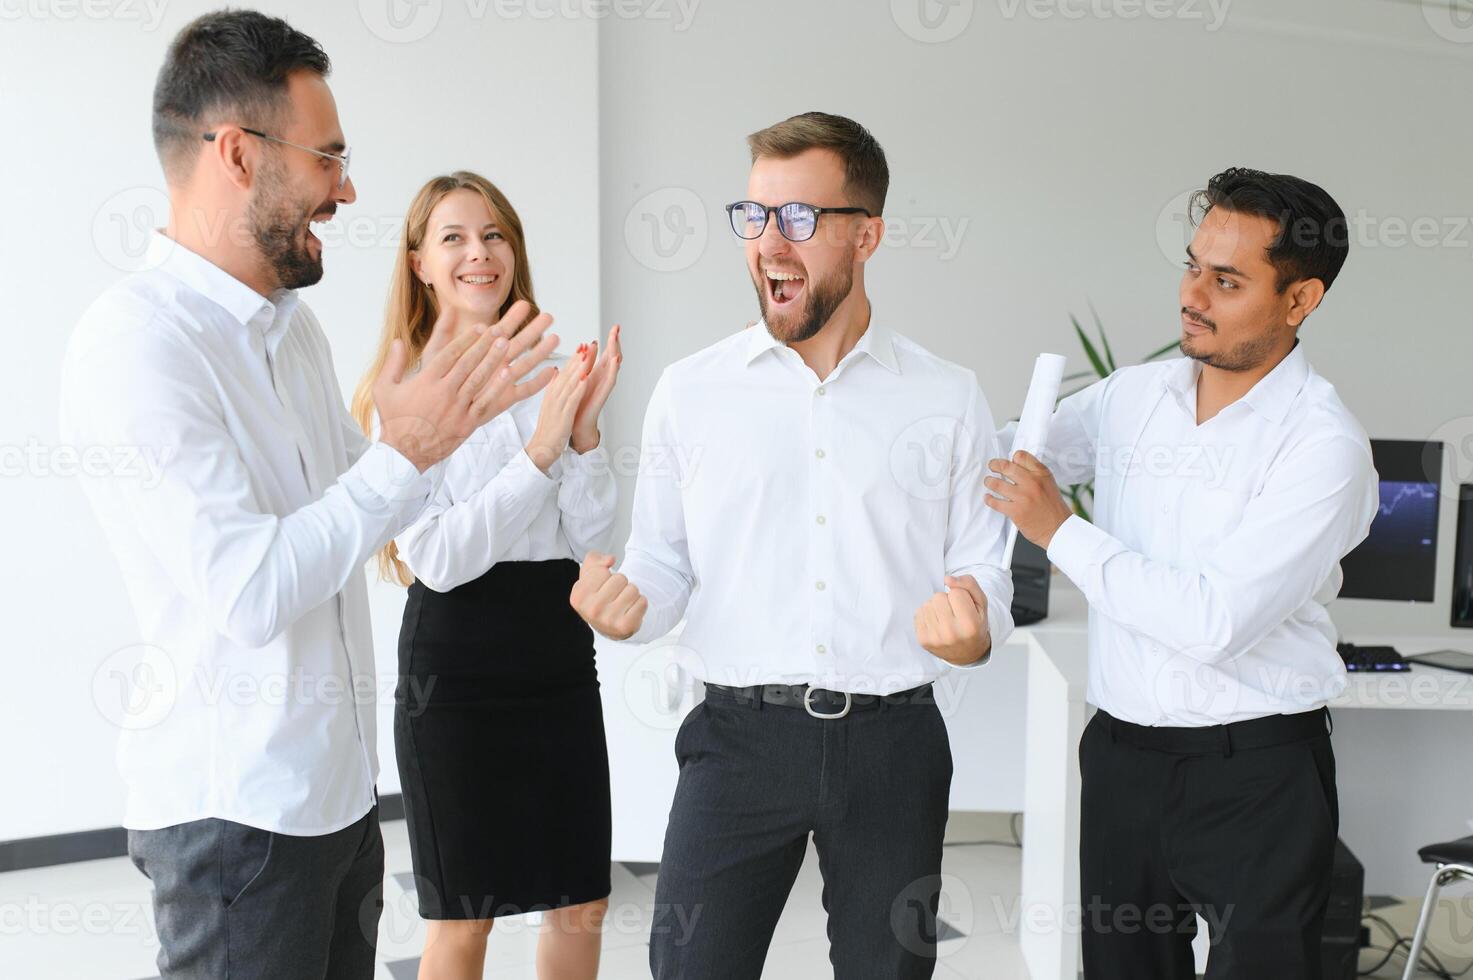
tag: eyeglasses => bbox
[203,126,352,190]
[726,201,872,243]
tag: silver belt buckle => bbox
[803,686,851,720]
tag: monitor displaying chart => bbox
[1338,440,1444,603]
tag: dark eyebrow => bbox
[1185,245,1249,279]
[320,140,346,154]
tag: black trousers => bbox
[128,806,383,980]
[1080,709,1338,980]
[649,685,954,979]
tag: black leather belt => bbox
[703,682,936,719]
[1098,706,1332,757]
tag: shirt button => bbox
[816,643,827,654]
[815,449,826,459]
[816,387,826,396]
[815,580,826,591]
[816,515,826,525]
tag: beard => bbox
[1180,308,1286,373]
[247,159,326,291]
[753,245,856,344]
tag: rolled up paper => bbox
[1001,352,1067,568]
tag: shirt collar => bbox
[1161,341,1309,424]
[1240,341,1310,423]
[149,231,300,348]
[743,318,901,374]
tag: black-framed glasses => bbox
[726,200,872,242]
[203,126,352,190]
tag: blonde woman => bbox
[353,172,621,980]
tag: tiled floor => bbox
[0,813,1465,979]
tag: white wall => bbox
[0,1,599,840]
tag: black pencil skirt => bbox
[394,558,612,920]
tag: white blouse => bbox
[395,354,619,592]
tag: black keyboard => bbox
[1336,643,1411,672]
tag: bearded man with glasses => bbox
[570,111,1015,979]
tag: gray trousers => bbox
[128,805,383,980]
[650,686,954,979]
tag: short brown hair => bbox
[747,112,889,216]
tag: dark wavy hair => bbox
[1191,167,1349,294]
[152,9,331,180]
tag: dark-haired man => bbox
[571,112,1014,978]
[59,11,557,978]
[987,168,1377,979]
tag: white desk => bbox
[1018,583,1473,980]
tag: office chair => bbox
[1402,835,1473,980]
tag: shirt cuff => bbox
[1046,514,1122,587]
[562,443,610,477]
[354,441,435,508]
[506,446,559,492]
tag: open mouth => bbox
[457,273,501,290]
[306,211,334,248]
[765,267,806,309]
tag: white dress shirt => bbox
[60,232,435,835]
[1033,343,1378,726]
[620,319,1015,695]
[394,372,617,591]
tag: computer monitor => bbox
[1338,439,1443,603]
[1454,484,1473,628]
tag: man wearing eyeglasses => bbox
[570,111,1014,978]
[59,11,557,979]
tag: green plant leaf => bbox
[1143,339,1181,362]
[1069,314,1109,379]
[1089,301,1116,373]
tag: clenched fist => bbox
[570,551,648,641]
[915,575,992,666]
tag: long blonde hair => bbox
[352,171,539,586]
